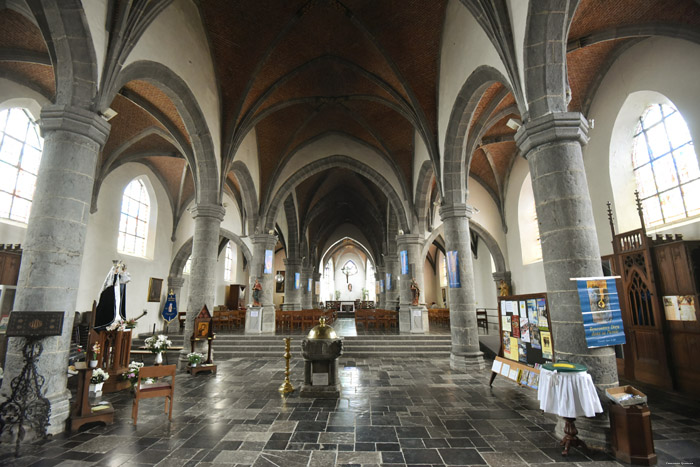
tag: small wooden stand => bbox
[69,362,114,432]
[189,305,217,375]
[187,364,217,376]
[561,417,587,456]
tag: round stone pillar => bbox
[375,265,386,308]
[439,204,485,371]
[515,112,618,445]
[249,234,278,333]
[182,204,225,351]
[312,272,321,308]
[166,276,186,333]
[384,257,399,310]
[282,257,302,310]
[301,266,313,309]
[1,105,110,435]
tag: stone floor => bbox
[1,329,699,466]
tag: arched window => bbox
[183,256,192,275]
[118,178,150,256]
[365,260,376,300]
[224,242,233,282]
[519,174,543,264]
[0,108,43,223]
[633,103,700,227]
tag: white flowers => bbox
[90,368,109,384]
[187,352,203,364]
[144,334,172,353]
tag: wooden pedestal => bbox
[609,404,657,465]
[69,362,114,432]
[187,364,217,376]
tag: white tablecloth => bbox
[537,368,603,418]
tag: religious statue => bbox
[252,278,262,306]
[498,279,510,297]
[410,277,420,306]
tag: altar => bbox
[340,301,355,313]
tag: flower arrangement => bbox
[144,334,172,354]
[106,318,136,332]
[90,368,109,384]
[91,343,101,361]
[187,352,203,366]
[122,361,145,388]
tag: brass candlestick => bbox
[279,337,294,395]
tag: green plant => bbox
[334,290,341,300]
[144,334,172,353]
[187,352,203,365]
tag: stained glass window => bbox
[0,108,43,223]
[633,104,700,227]
[118,178,150,256]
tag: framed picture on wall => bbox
[147,277,163,302]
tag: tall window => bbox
[365,260,375,300]
[224,242,233,282]
[0,108,43,223]
[633,103,700,227]
[519,174,543,264]
[118,178,150,256]
[183,256,192,275]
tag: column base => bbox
[261,306,276,334]
[245,307,263,334]
[398,308,410,333]
[47,389,71,436]
[281,303,300,311]
[450,351,486,371]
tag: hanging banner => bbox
[161,290,178,323]
[447,250,461,288]
[264,249,273,274]
[575,277,626,348]
[294,272,301,290]
[315,281,320,295]
[385,272,392,291]
[400,250,408,275]
[380,279,385,293]
[307,278,313,292]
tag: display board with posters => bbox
[490,293,554,389]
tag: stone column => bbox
[384,257,399,310]
[182,204,225,353]
[166,276,186,334]
[440,204,485,371]
[301,265,313,309]
[375,265,386,308]
[396,234,428,333]
[0,105,110,435]
[515,112,618,445]
[282,257,302,310]
[312,272,321,308]
[248,233,277,333]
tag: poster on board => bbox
[575,277,626,348]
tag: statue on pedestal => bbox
[410,277,420,306]
[252,278,262,306]
[499,279,511,297]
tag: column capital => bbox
[284,257,302,267]
[439,203,474,220]
[168,276,186,289]
[301,265,314,274]
[250,233,278,248]
[396,233,424,247]
[40,104,111,147]
[515,112,589,157]
[191,204,225,221]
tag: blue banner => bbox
[447,250,461,288]
[264,249,273,274]
[307,278,312,292]
[294,272,301,290]
[576,277,626,348]
[161,290,178,323]
[380,279,384,293]
[385,272,392,291]
[400,250,408,275]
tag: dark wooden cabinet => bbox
[226,284,242,310]
[0,245,21,285]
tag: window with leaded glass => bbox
[633,103,700,227]
[118,178,150,256]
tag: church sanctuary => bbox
[2,0,700,465]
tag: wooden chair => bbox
[132,364,176,425]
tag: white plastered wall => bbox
[124,0,221,166]
[233,129,261,205]
[504,157,545,293]
[584,36,700,254]
[438,0,509,181]
[334,251,365,302]
[76,163,173,336]
[506,0,528,101]
[467,177,507,257]
[413,129,430,198]
[472,246,496,309]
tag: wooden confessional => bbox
[605,196,700,396]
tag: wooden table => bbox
[69,362,114,432]
[187,363,217,376]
